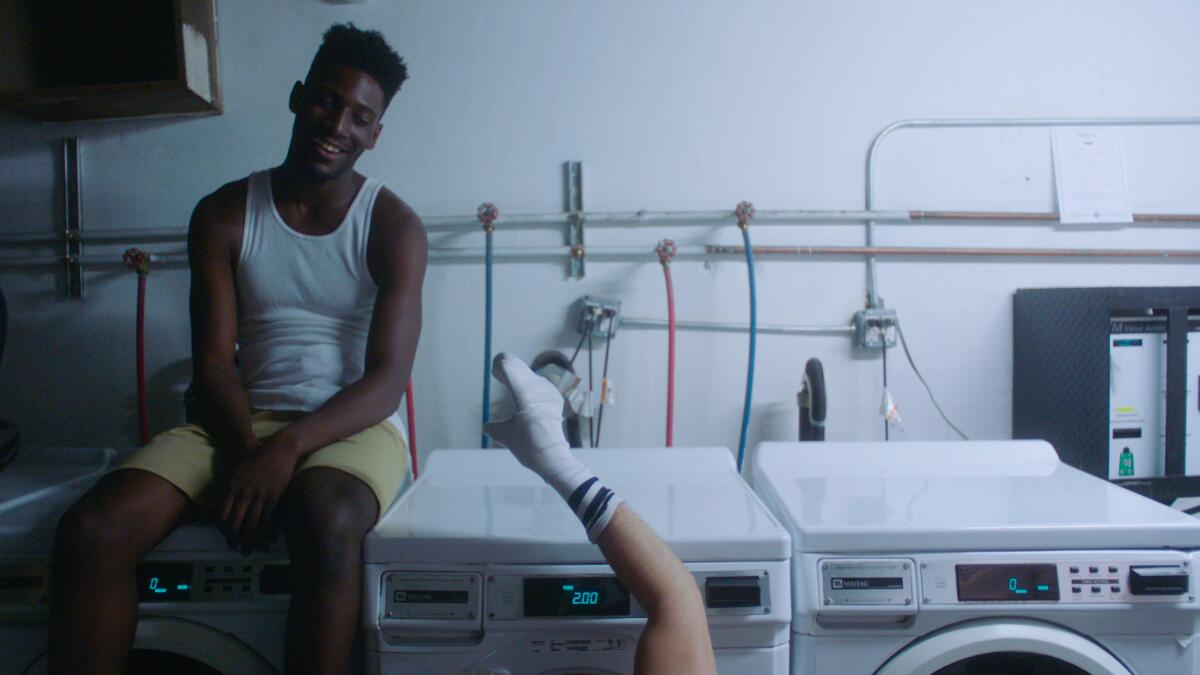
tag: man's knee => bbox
[53,470,188,570]
[282,470,377,580]
[54,497,141,569]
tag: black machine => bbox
[0,285,18,470]
[1013,286,1199,505]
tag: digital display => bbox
[136,562,193,602]
[523,577,631,617]
[956,564,1059,602]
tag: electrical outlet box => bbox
[854,308,898,350]
[578,296,622,339]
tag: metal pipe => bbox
[8,240,1200,271]
[6,206,1199,249]
[621,316,854,336]
[908,210,1200,224]
[864,116,1200,307]
[708,244,1200,259]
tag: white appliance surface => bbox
[1,447,288,675]
[749,440,1200,675]
[367,446,790,564]
[365,446,792,675]
[751,439,1200,554]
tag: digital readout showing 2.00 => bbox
[956,564,1059,601]
[523,577,631,617]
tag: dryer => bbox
[0,447,290,674]
[748,440,1200,675]
[364,447,791,674]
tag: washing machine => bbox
[748,440,1200,675]
[363,446,792,674]
[0,447,290,674]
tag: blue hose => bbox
[481,230,494,448]
[736,226,756,471]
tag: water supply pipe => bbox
[405,381,417,479]
[478,203,499,448]
[734,202,757,472]
[122,248,151,446]
[655,240,678,447]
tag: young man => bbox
[485,353,718,675]
[49,24,426,675]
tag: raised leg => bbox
[279,467,379,675]
[49,468,193,675]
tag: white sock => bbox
[484,353,621,542]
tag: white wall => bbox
[2,0,1198,467]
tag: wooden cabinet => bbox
[0,0,221,122]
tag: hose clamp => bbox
[655,239,677,265]
[735,201,756,229]
[122,248,150,275]
[477,202,499,233]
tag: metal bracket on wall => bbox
[564,161,585,279]
[62,137,84,300]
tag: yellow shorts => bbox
[115,410,409,519]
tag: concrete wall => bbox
[2,1,1198,467]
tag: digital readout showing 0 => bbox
[956,564,1059,601]
[135,563,193,602]
[523,577,631,617]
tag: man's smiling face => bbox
[287,64,385,183]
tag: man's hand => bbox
[219,435,299,554]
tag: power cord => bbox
[895,321,969,441]
[595,312,616,446]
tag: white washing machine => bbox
[1,447,290,674]
[748,440,1200,675]
[363,447,792,674]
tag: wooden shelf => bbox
[0,0,221,122]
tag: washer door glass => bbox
[933,651,1088,675]
[876,619,1132,675]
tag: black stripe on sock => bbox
[585,491,616,531]
[568,477,598,512]
[581,487,611,528]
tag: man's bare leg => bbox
[280,467,379,675]
[49,469,193,675]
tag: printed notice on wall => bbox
[1051,127,1133,224]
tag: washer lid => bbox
[748,440,1200,553]
[365,447,790,564]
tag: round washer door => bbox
[875,618,1132,675]
[25,616,276,675]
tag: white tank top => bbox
[235,170,405,436]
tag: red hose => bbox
[123,248,151,447]
[405,381,418,478]
[136,274,148,446]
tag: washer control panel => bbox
[920,556,1191,605]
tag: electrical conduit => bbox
[655,239,678,446]
[734,202,757,471]
[478,203,499,448]
[122,248,151,446]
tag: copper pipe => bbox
[707,245,1200,259]
[908,210,1200,223]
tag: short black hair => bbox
[307,23,407,107]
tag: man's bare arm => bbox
[189,183,258,457]
[483,354,717,675]
[598,505,717,675]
